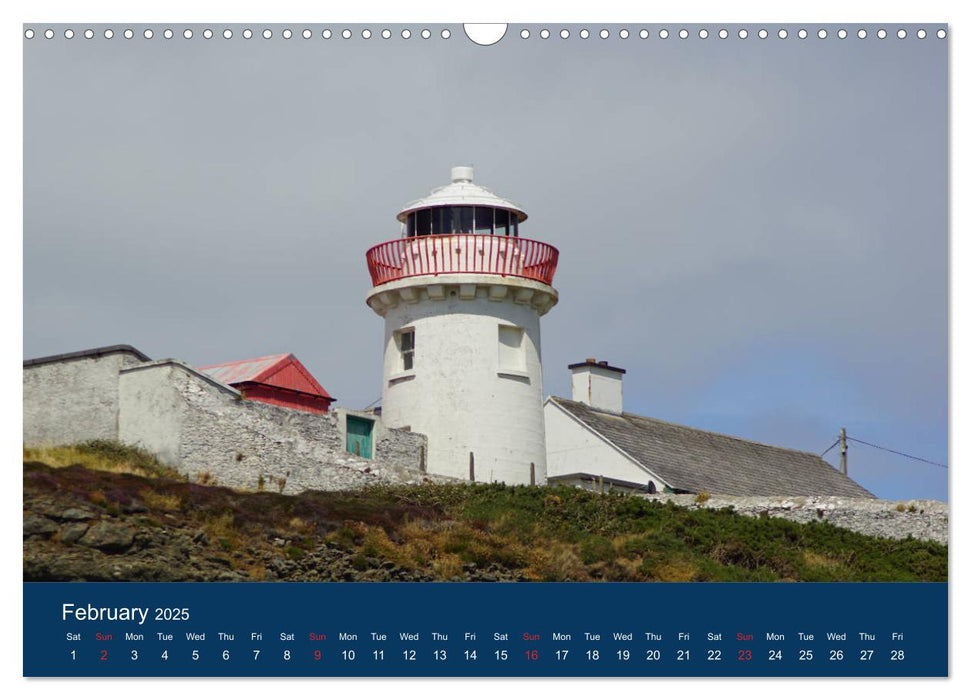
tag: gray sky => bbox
[24,24,948,500]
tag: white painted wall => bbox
[23,352,140,446]
[571,365,624,414]
[544,398,667,489]
[377,280,549,484]
[118,361,197,466]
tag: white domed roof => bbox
[396,166,528,223]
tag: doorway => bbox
[346,415,374,459]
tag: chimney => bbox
[568,358,626,414]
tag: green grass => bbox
[352,482,947,582]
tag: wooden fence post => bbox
[469,452,475,482]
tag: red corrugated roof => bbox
[198,354,333,400]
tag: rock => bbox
[59,523,89,544]
[58,508,96,522]
[23,515,58,538]
[78,521,135,553]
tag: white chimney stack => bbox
[569,358,626,414]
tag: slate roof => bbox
[549,397,874,498]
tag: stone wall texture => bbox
[27,354,437,495]
[641,493,948,545]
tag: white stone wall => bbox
[544,399,668,488]
[23,351,144,446]
[118,361,187,466]
[115,360,431,493]
[26,354,432,494]
[641,493,948,545]
[377,281,549,484]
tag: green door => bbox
[346,416,374,459]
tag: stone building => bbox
[545,359,873,498]
[23,345,429,494]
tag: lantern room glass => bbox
[404,206,520,238]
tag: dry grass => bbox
[23,441,184,480]
[240,562,268,581]
[802,550,842,569]
[338,517,534,580]
[287,517,316,535]
[25,445,141,476]
[202,512,239,550]
[524,542,589,581]
[431,553,463,580]
[139,489,182,512]
[653,558,699,582]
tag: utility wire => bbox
[362,396,382,410]
[846,436,948,469]
[819,439,840,458]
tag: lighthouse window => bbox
[454,206,473,234]
[405,206,518,237]
[475,206,494,236]
[494,208,510,237]
[498,325,526,373]
[436,207,450,235]
[396,328,415,371]
[415,208,433,237]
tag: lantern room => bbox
[397,166,527,238]
[366,167,558,289]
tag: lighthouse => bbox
[365,167,559,484]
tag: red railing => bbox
[366,234,559,287]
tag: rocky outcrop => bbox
[22,464,521,583]
[23,504,523,583]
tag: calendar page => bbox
[21,15,949,684]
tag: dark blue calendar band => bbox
[23,582,947,677]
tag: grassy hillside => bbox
[23,443,946,583]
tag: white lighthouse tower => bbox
[365,167,559,484]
